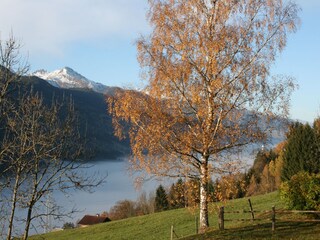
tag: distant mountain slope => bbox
[29,67,290,162]
[32,67,119,95]
[18,76,129,160]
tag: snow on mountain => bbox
[32,67,115,94]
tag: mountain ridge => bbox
[32,67,119,95]
[17,75,130,160]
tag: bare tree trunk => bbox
[6,173,20,240]
[23,158,41,240]
[23,196,36,240]
[23,203,33,240]
[199,160,209,232]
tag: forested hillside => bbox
[10,76,129,160]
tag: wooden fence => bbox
[170,199,320,239]
[218,199,320,231]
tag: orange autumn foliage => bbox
[108,0,300,231]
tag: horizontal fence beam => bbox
[224,210,320,214]
[277,219,320,223]
[224,217,320,223]
[224,210,271,214]
[276,210,320,214]
[224,218,265,222]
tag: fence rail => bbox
[276,210,320,214]
[224,218,266,222]
[224,210,271,214]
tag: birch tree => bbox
[108,0,300,231]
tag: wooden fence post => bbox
[248,198,255,220]
[218,206,224,230]
[272,206,276,231]
[171,225,174,240]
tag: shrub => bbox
[280,172,320,211]
[63,222,75,229]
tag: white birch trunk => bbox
[199,161,209,232]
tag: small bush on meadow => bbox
[280,171,320,211]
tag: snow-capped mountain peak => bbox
[54,67,86,81]
[32,67,114,94]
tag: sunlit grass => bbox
[29,192,320,240]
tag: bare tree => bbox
[0,35,29,240]
[108,0,300,231]
[108,199,137,220]
[0,37,104,240]
[0,34,28,109]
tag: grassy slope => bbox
[30,192,320,240]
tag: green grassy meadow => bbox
[30,192,320,240]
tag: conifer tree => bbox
[312,118,320,173]
[282,122,318,181]
[155,185,169,212]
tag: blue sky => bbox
[0,0,319,122]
